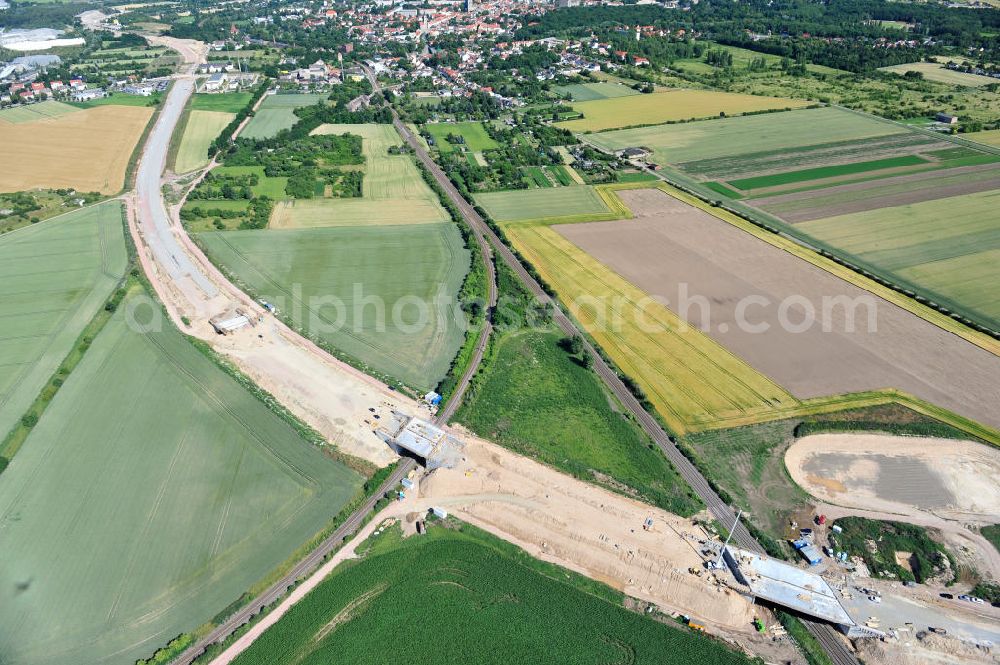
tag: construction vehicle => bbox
[688,621,705,632]
[753,618,766,633]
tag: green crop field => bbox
[458,331,701,515]
[727,154,929,190]
[198,223,469,388]
[0,100,80,124]
[230,522,750,665]
[554,81,639,101]
[424,121,499,152]
[967,129,1000,148]
[69,93,164,108]
[881,62,999,87]
[0,291,363,665]
[586,107,905,166]
[557,89,811,132]
[270,124,447,229]
[0,202,127,442]
[240,93,327,139]
[798,189,1000,329]
[190,92,252,113]
[475,185,614,223]
[174,109,235,173]
[213,165,289,199]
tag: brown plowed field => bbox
[556,188,1000,429]
[748,163,1000,222]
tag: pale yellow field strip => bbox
[174,110,235,174]
[505,221,795,434]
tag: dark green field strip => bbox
[754,165,1000,216]
[704,181,745,199]
[678,131,938,179]
[231,525,752,665]
[728,154,929,190]
[926,146,982,160]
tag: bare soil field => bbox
[0,105,153,194]
[556,188,1000,429]
[748,163,1000,222]
[785,434,1000,520]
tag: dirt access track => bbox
[557,188,1000,429]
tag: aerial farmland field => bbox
[0,202,127,445]
[474,185,617,223]
[556,89,811,132]
[270,123,446,229]
[424,121,499,152]
[0,292,363,665]
[0,103,153,193]
[881,61,999,87]
[0,100,80,123]
[553,81,639,101]
[585,106,906,165]
[796,189,1000,329]
[240,93,327,139]
[198,223,470,388]
[190,92,252,113]
[230,524,752,665]
[173,109,235,173]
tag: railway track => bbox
[391,104,861,665]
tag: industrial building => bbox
[376,412,465,470]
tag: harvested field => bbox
[505,217,794,434]
[272,123,446,229]
[240,93,326,139]
[786,433,1000,519]
[198,223,470,389]
[553,81,639,101]
[797,189,1000,329]
[0,104,153,193]
[881,62,999,87]
[0,202,127,442]
[585,107,906,168]
[424,121,498,152]
[0,100,80,123]
[748,163,1000,222]
[0,292,362,665]
[553,187,1000,430]
[475,185,614,223]
[557,89,810,132]
[173,109,234,173]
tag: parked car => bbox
[940,593,954,599]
